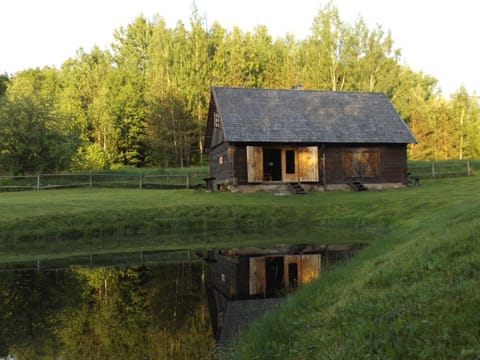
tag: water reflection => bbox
[0,262,215,359]
[0,243,367,359]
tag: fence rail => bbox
[408,160,478,179]
[0,172,209,191]
[0,249,201,272]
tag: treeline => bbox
[0,2,479,174]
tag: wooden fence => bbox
[408,160,478,179]
[0,172,209,191]
[0,249,201,272]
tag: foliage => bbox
[0,73,9,97]
[0,95,79,175]
[2,4,478,174]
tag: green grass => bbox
[1,177,479,358]
[0,186,383,264]
[234,177,480,359]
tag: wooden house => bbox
[204,87,417,191]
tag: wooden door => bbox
[282,149,298,182]
[299,146,319,182]
[300,254,321,284]
[249,256,266,296]
[246,146,263,183]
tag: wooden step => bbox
[288,182,308,194]
[349,181,368,192]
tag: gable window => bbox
[214,112,221,128]
[344,150,379,178]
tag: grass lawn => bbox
[1,177,479,358]
[0,185,389,263]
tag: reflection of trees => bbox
[0,263,214,359]
[56,267,151,359]
[143,263,214,359]
[0,269,83,359]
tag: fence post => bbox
[139,172,143,190]
[36,174,41,190]
[186,174,190,189]
[467,160,471,176]
[36,258,41,272]
[89,171,93,188]
[432,162,436,178]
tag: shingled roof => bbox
[210,86,416,144]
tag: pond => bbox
[0,241,367,359]
[0,260,215,360]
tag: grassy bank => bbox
[0,186,386,264]
[235,177,480,359]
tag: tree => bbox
[60,48,117,169]
[270,33,303,89]
[110,16,152,166]
[449,87,480,159]
[351,19,401,93]
[0,96,79,174]
[1,7,471,166]
[303,1,349,90]
[0,73,9,98]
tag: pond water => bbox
[0,238,371,359]
[0,261,215,359]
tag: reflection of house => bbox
[208,245,321,300]
[205,245,322,345]
[204,87,416,191]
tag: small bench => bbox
[202,177,216,191]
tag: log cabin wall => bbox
[210,254,239,299]
[212,142,408,187]
[323,144,408,184]
[236,256,252,297]
[234,145,248,184]
[380,144,408,183]
[208,143,233,183]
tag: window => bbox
[286,150,295,174]
[344,150,379,178]
[214,112,221,128]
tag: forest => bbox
[0,2,479,175]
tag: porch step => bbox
[288,182,308,194]
[349,181,368,192]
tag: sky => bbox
[1,0,478,97]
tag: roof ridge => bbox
[212,86,386,96]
